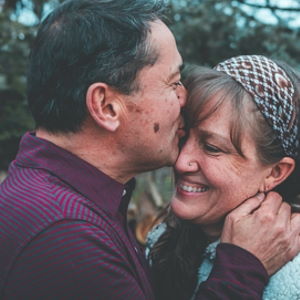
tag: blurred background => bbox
[1,0,300,243]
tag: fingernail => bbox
[256,192,265,201]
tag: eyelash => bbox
[203,143,223,155]
[172,80,183,89]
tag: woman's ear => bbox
[260,157,295,192]
[86,82,125,132]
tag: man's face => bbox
[118,21,186,173]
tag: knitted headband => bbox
[214,55,299,158]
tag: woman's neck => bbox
[200,221,224,242]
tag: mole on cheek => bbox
[154,123,160,133]
[126,103,135,112]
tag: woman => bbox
[147,55,300,300]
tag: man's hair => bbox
[27,0,167,132]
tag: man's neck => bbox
[36,128,135,184]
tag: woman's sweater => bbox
[146,223,300,300]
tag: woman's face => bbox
[171,96,272,238]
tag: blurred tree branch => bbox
[235,0,300,12]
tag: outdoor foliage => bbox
[168,0,300,67]
[0,0,300,210]
[0,0,62,168]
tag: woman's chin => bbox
[170,198,224,228]
[170,198,204,222]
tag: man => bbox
[0,0,299,299]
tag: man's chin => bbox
[166,149,179,166]
[154,153,178,170]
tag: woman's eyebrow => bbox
[197,129,233,148]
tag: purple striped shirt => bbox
[0,132,268,299]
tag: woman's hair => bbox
[149,62,300,300]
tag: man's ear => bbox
[86,83,125,132]
[260,157,295,192]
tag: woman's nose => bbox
[175,140,199,173]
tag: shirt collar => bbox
[15,132,136,217]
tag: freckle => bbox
[126,103,135,112]
[154,123,160,133]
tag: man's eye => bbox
[172,81,183,89]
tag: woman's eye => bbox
[203,143,222,154]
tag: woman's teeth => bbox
[179,183,208,193]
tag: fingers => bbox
[283,212,300,260]
[277,202,291,227]
[257,191,283,215]
[270,202,291,238]
[228,192,265,217]
[291,212,300,229]
[253,198,290,236]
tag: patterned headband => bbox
[214,55,298,158]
